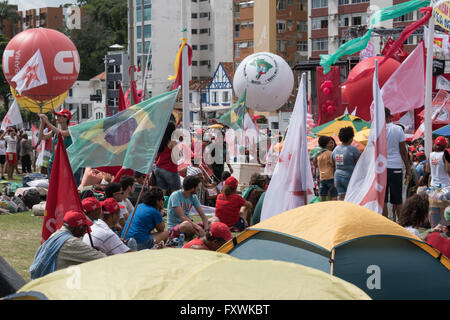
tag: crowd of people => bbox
[4,107,449,280]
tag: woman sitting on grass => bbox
[209,177,252,232]
[397,194,429,238]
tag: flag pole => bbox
[181,0,190,131]
[424,16,434,160]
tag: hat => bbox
[225,177,238,190]
[82,197,101,213]
[102,198,120,214]
[210,222,233,241]
[416,151,425,158]
[64,210,93,228]
[54,109,72,120]
[435,136,447,147]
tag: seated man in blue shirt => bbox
[121,187,169,250]
[166,176,209,241]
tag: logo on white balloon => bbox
[243,53,278,85]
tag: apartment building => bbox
[233,0,308,69]
[308,0,424,60]
[132,0,234,97]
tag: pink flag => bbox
[345,62,387,214]
[261,73,315,221]
[370,42,425,116]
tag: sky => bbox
[9,0,78,11]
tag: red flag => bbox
[118,83,126,112]
[31,123,39,148]
[41,133,83,243]
[112,167,135,183]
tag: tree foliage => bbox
[67,0,127,80]
[0,33,11,108]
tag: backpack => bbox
[22,189,42,208]
[12,196,27,212]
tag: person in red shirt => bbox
[210,177,252,232]
[424,216,450,259]
[183,222,233,250]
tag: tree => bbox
[0,0,20,34]
[0,33,10,108]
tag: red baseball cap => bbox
[82,197,101,213]
[64,210,93,228]
[54,109,72,120]
[102,198,120,215]
[435,136,448,147]
[225,177,238,190]
[416,151,425,158]
[210,222,233,241]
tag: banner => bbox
[432,0,450,31]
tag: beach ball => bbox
[341,56,400,121]
[233,52,294,112]
[2,28,79,102]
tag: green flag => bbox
[67,88,180,174]
[320,0,430,74]
[219,90,247,130]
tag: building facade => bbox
[104,50,130,116]
[131,0,234,98]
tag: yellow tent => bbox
[8,249,370,300]
[354,128,371,145]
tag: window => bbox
[351,0,369,3]
[192,61,198,66]
[69,89,73,97]
[107,81,115,90]
[288,40,294,47]
[277,22,286,33]
[144,7,151,20]
[235,23,240,38]
[339,0,349,5]
[192,28,198,34]
[312,38,328,51]
[144,24,151,38]
[115,65,120,73]
[352,16,362,26]
[296,0,306,11]
[200,12,209,19]
[200,44,209,50]
[312,17,328,30]
[296,41,307,51]
[199,28,210,35]
[95,112,103,120]
[339,15,350,27]
[137,25,142,39]
[223,91,229,102]
[192,13,198,18]
[311,0,327,9]
[239,42,248,48]
[241,21,248,29]
[277,0,287,9]
[248,21,254,28]
[297,21,307,32]
[394,12,414,22]
[137,42,142,54]
[248,41,254,48]
[200,60,210,66]
[234,42,240,57]
[192,45,198,50]
[276,40,287,52]
[212,91,218,103]
[288,0,293,5]
[405,35,415,45]
[287,20,294,30]
[81,104,90,119]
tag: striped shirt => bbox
[186,166,202,177]
[82,219,130,255]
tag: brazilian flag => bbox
[218,90,247,130]
[67,88,180,174]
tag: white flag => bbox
[260,73,314,221]
[345,62,387,214]
[1,100,23,131]
[436,75,450,91]
[11,49,48,94]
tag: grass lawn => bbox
[0,211,43,282]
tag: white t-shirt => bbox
[404,226,421,237]
[0,140,6,156]
[429,151,450,187]
[118,198,134,220]
[82,219,130,255]
[386,123,406,169]
[4,135,17,153]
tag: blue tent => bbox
[433,124,450,136]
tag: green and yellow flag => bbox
[218,90,247,130]
[67,88,180,174]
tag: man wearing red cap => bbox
[30,210,106,280]
[183,222,233,250]
[211,176,252,232]
[425,136,450,188]
[82,198,133,255]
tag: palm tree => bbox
[0,1,20,35]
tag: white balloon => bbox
[233,52,294,112]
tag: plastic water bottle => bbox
[177,232,185,248]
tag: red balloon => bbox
[322,87,331,95]
[341,56,400,121]
[2,28,79,102]
[327,104,336,115]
